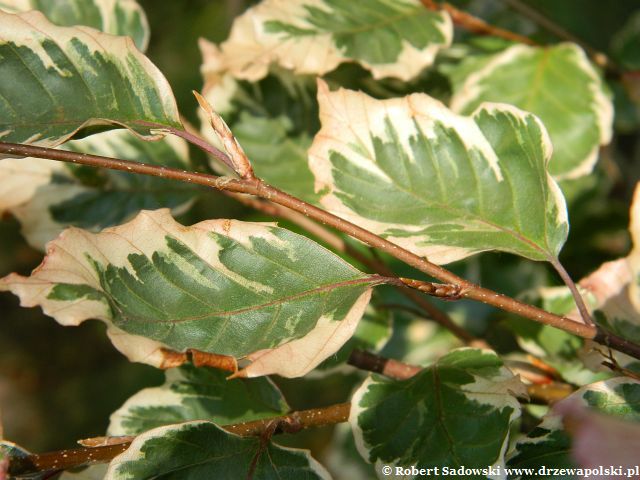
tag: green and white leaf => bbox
[106,421,331,480]
[1,130,197,250]
[0,209,376,377]
[0,0,149,51]
[350,348,526,477]
[309,82,568,265]
[199,42,320,202]
[450,44,613,180]
[234,113,319,202]
[217,0,452,81]
[507,377,640,474]
[109,365,289,435]
[0,10,180,147]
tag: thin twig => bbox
[4,141,640,361]
[229,194,475,342]
[8,403,351,476]
[420,0,536,46]
[347,350,573,403]
[148,120,475,342]
[348,349,423,379]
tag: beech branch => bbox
[419,0,536,46]
[2,141,640,361]
[347,349,574,403]
[7,403,351,476]
[225,190,475,342]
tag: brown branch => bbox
[348,349,422,379]
[229,194,476,342]
[8,403,351,476]
[183,115,475,344]
[347,350,573,404]
[5,141,640,362]
[420,0,536,46]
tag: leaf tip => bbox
[316,77,330,96]
[192,90,213,115]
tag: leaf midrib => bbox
[335,153,548,257]
[112,276,377,325]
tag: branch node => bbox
[399,278,462,300]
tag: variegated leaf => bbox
[350,348,526,477]
[309,82,569,265]
[0,209,377,377]
[450,44,613,180]
[109,365,289,435]
[106,421,331,480]
[217,0,452,81]
[199,42,319,202]
[0,10,180,147]
[0,0,149,51]
[507,377,640,474]
[1,130,197,250]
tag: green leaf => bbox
[350,348,525,475]
[198,50,320,203]
[0,0,149,51]
[507,377,640,475]
[109,365,289,435]
[106,421,331,480]
[0,10,180,147]
[234,113,318,203]
[0,209,377,377]
[450,44,613,180]
[310,82,569,264]
[218,0,452,81]
[0,130,197,250]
